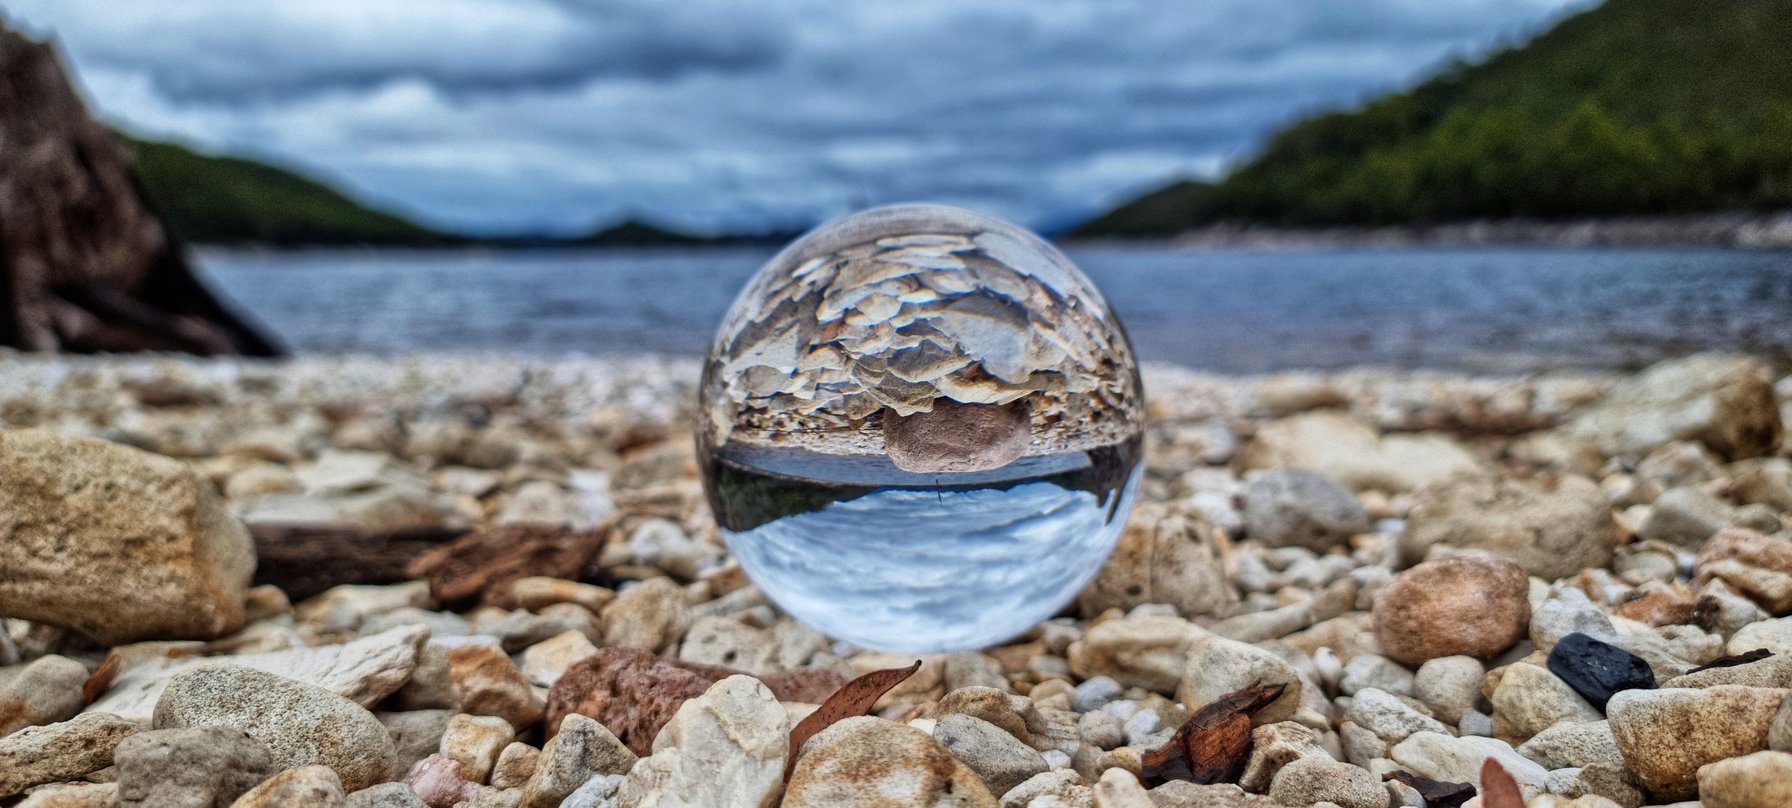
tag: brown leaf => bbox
[1480,757,1525,808]
[81,651,121,703]
[1384,770,1476,807]
[1140,681,1287,787]
[1687,648,1772,673]
[784,661,921,779]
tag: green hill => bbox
[126,135,460,246]
[1076,0,1792,235]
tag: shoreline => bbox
[1071,209,1792,250]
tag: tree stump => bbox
[0,23,278,355]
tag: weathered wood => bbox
[0,23,278,355]
[250,524,468,601]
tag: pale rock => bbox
[1236,410,1487,493]
[1729,458,1792,512]
[344,783,428,808]
[507,578,614,615]
[1607,685,1787,800]
[1077,711,1125,751]
[1339,654,1414,698]
[360,608,470,640]
[677,615,825,675]
[440,713,513,784]
[1267,757,1384,808]
[1077,504,1235,619]
[229,765,346,808]
[1067,616,1201,694]
[616,675,787,808]
[114,726,278,808]
[1664,650,1792,689]
[1516,721,1624,771]
[1641,486,1780,548]
[1072,677,1123,713]
[1087,768,1150,808]
[0,713,144,797]
[945,653,1011,694]
[15,782,120,808]
[1175,634,1303,725]
[0,655,89,737]
[1698,749,1792,808]
[1389,731,1548,794]
[626,519,724,580]
[1491,661,1602,744]
[519,631,599,688]
[936,713,1050,797]
[519,714,636,808]
[1209,579,1358,643]
[1565,353,1784,461]
[1728,617,1792,656]
[297,583,433,633]
[473,605,600,654]
[997,769,1089,808]
[600,578,689,653]
[0,429,255,644]
[151,666,397,792]
[378,710,455,774]
[1237,721,1329,793]
[559,774,623,808]
[1241,469,1369,551]
[784,716,996,807]
[1398,475,1616,579]
[1144,780,1275,807]
[1414,656,1485,725]
[1344,688,1450,746]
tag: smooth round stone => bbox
[698,204,1144,652]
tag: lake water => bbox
[196,245,1792,373]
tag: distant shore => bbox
[1070,210,1792,250]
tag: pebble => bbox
[1372,556,1531,665]
[1067,616,1200,694]
[1072,676,1123,713]
[1267,757,1384,808]
[229,765,346,808]
[439,713,512,784]
[0,713,143,797]
[518,631,599,688]
[1389,731,1549,793]
[1515,720,1624,771]
[1728,617,1792,656]
[151,666,397,792]
[1344,688,1450,745]
[996,769,1088,808]
[1696,529,1792,614]
[785,716,997,807]
[446,644,545,730]
[1607,685,1787,800]
[1413,655,1484,724]
[1399,475,1616,579]
[114,726,278,807]
[344,783,428,808]
[1338,653,1414,697]
[600,577,690,653]
[518,714,634,808]
[1076,504,1234,619]
[936,713,1050,796]
[1698,749,1792,808]
[1241,469,1369,551]
[0,655,89,736]
[616,675,787,808]
[1175,633,1304,725]
[1490,661,1602,743]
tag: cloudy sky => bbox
[6,0,1587,235]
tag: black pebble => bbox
[1546,632,1655,711]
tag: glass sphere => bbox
[698,203,1144,653]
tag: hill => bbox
[127,136,463,247]
[1075,0,1792,236]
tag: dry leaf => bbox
[1479,757,1525,808]
[1140,681,1286,786]
[784,660,921,779]
[82,651,121,702]
[1384,770,1475,807]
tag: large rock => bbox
[1566,353,1783,461]
[1077,504,1235,618]
[1607,685,1786,800]
[1236,410,1486,493]
[784,716,996,808]
[0,712,142,797]
[0,429,255,643]
[1373,556,1531,665]
[1398,475,1616,579]
[616,675,788,808]
[1241,469,1369,551]
[1698,749,1792,808]
[152,666,396,792]
[114,726,279,808]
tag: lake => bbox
[196,245,1792,374]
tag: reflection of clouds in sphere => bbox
[699,203,1145,652]
[726,473,1141,653]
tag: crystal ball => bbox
[697,203,1144,652]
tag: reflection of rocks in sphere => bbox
[697,203,1145,653]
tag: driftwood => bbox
[0,23,277,355]
[250,524,468,602]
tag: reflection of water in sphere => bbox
[698,203,1145,653]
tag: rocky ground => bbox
[1,349,1791,808]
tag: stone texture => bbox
[1490,662,1602,744]
[1698,749,1792,808]
[1398,475,1616,579]
[1515,720,1624,771]
[1696,529,1792,615]
[1413,656,1485,725]
[447,644,545,730]
[1174,634,1303,725]
[488,742,538,790]
[1066,615,1200,694]
[1566,353,1783,461]
[230,765,347,808]
[1373,556,1531,665]
[1641,486,1781,548]
[519,714,636,808]
[1389,731,1549,793]
[1607,685,1787,800]
[997,770,1090,808]
[439,713,512,784]
[0,655,89,736]
[345,783,428,808]
[1266,757,1384,808]
[1236,410,1487,493]
[0,712,142,797]
[1077,504,1235,619]
[378,710,454,774]
[935,713,1049,797]
[1091,767,1153,808]
[1241,469,1369,551]
[519,631,599,688]
[600,577,689,653]
[0,429,255,643]
[115,726,279,808]
[152,666,397,792]
[784,716,997,807]
[615,675,787,808]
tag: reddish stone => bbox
[1373,556,1531,666]
[545,647,848,755]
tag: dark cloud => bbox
[4,0,1588,233]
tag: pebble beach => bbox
[3,349,1792,808]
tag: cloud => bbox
[4,0,1589,233]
